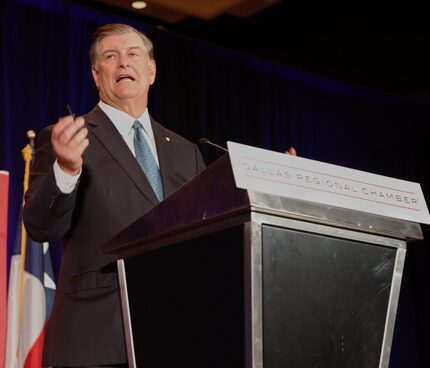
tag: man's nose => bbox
[117,54,130,68]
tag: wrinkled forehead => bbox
[98,32,146,53]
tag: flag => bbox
[0,171,9,366]
[5,137,56,367]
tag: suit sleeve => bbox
[23,126,78,242]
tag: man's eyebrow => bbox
[101,46,142,55]
[101,49,118,55]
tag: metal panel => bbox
[244,221,263,368]
[378,248,406,368]
[248,212,406,368]
[117,259,136,368]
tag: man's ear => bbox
[149,59,156,85]
[91,66,100,88]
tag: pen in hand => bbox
[56,104,88,175]
[66,104,75,120]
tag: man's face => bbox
[91,32,156,108]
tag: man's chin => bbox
[114,90,140,100]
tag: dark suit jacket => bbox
[23,105,206,366]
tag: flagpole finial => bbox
[26,130,36,140]
[26,130,36,148]
[22,130,36,164]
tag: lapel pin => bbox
[165,136,171,142]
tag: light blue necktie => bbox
[132,120,164,201]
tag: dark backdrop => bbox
[1,0,430,367]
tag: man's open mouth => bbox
[116,75,135,82]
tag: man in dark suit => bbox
[23,23,205,367]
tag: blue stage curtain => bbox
[1,1,430,366]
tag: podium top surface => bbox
[102,155,423,256]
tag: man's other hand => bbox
[285,147,297,156]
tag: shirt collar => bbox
[98,100,153,138]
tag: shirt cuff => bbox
[53,160,81,194]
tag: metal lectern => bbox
[103,154,423,368]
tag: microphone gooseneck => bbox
[198,137,228,153]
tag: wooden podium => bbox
[103,154,423,368]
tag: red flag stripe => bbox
[0,172,9,367]
[23,328,45,368]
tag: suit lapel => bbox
[86,106,159,206]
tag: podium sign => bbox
[228,141,430,224]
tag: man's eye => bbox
[105,54,115,60]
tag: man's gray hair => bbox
[89,23,154,65]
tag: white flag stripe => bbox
[42,242,49,254]
[44,272,56,290]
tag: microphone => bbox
[198,137,228,153]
